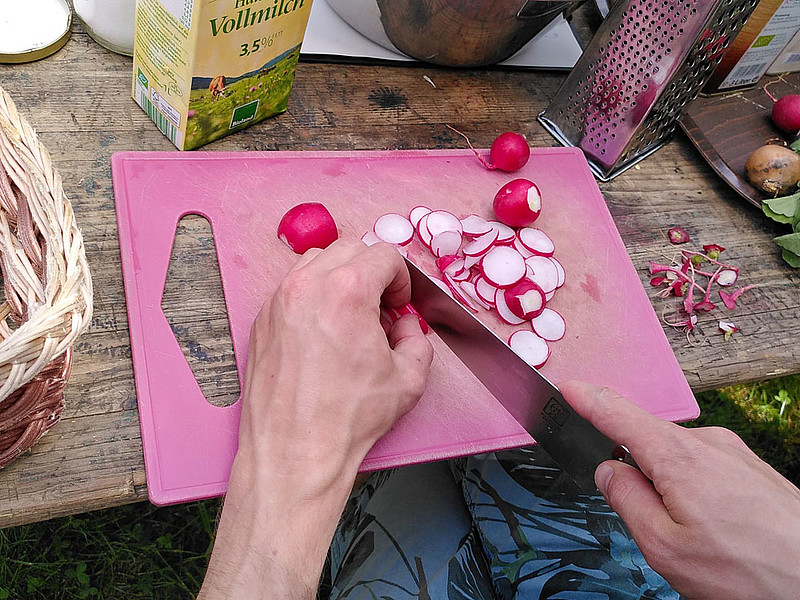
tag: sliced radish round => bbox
[426,210,463,238]
[361,231,382,246]
[432,276,453,298]
[409,206,432,229]
[451,266,471,282]
[431,230,463,257]
[460,214,492,237]
[487,221,516,244]
[716,269,738,287]
[525,262,535,280]
[463,254,481,270]
[503,279,546,320]
[518,228,555,256]
[549,257,566,288]
[416,212,433,247]
[545,289,556,302]
[509,330,550,368]
[525,255,559,294]
[442,257,466,278]
[475,277,497,306]
[459,280,491,310]
[445,274,479,312]
[435,254,459,273]
[513,237,534,259]
[463,229,499,256]
[494,288,526,325]
[481,246,526,288]
[374,213,414,246]
[530,308,566,341]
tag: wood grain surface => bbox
[682,73,800,207]
[0,14,798,527]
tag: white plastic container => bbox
[0,0,71,63]
[74,0,136,56]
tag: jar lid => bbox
[0,0,72,64]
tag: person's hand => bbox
[562,381,800,600]
[198,240,433,600]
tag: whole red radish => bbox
[277,202,338,254]
[771,94,800,134]
[493,178,542,228]
[446,126,530,172]
[490,132,531,172]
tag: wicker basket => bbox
[0,86,93,468]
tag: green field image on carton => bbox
[185,46,300,149]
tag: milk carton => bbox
[132,0,313,150]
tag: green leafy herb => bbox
[774,231,800,255]
[763,205,795,224]
[783,248,800,267]
[761,193,800,267]
[763,192,800,218]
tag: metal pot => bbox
[326,0,585,67]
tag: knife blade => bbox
[404,257,634,493]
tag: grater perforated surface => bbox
[539,0,759,180]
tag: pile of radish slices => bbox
[364,207,566,369]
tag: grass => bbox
[1,375,798,598]
[184,48,299,149]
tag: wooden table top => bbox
[0,18,798,528]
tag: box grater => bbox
[538,0,761,181]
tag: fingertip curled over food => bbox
[277,202,339,254]
[744,144,800,196]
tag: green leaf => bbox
[775,232,800,255]
[27,577,42,593]
[790,137,800,152]
[763,193,800,218]
[763,205,795,224]
[0,588,10,599]
[782,247,800,267]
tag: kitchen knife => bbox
[404,256,635,493]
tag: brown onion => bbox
[744,144,800,196]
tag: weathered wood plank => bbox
[0,14,798,527]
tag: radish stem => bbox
[445,124,494,170]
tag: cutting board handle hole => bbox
[161,214,241,408]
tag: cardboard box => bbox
[132,0,313,150]
[767,26,800,72]
[703,0,800,94]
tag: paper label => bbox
[719,0,800,90]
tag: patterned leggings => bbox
[327,447,680,600]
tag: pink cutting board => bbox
[111,148,698,506]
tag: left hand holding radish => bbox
[198,239,434,600]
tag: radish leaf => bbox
[763,204,795,224]
[762,194,800,267]
[783,248,800,268]
[762,193,800,218]
[774,232,800,256]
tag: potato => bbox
[744,144,800,196]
